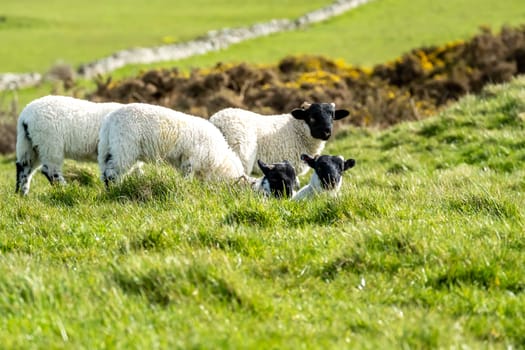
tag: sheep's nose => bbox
[323,129,331,139]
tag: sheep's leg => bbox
[15,128,40,195]
[33,140,66,188]
[180,159,194,178]
[101,156,120,188]
[40,163,66,186]
[239,137,257,175]
[15,159,41,196]
[101,152,138,188]
[102,166,118,188]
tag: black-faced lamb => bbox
[249,159,299,198]
[292,154,356,201]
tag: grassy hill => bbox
[0,0,331,73]
[1,76,523,348]
[98,0,525,78]
[2,0,525,76]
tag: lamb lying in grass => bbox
[209,102,350,176]
[98,103,245,186]
[293,154,356,201]
[247,159,299,198]
[15,95,123,195]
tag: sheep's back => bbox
[19,95,122,160]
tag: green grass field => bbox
[1,76,524,348]
[3,0,525,110]
[113,0,525,77]
[2,0,525,76]
[0,0,331,73]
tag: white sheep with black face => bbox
[249,159,299,199]
[209,102,350,176]
[15,95,123,195]
[98,103,245,186]
[293,154,356,201]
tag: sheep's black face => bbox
[314,155,344,189]
[301,154,356,190]
[291,103,350,141]
[258,160,298,198]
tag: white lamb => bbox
[293,154,356,201]
[98,103,245,186]
[15,95,123,195]
[209,102,350,176]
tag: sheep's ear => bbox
[334,109,350,120]
[257,159,271,175]
[291,108,307,120]
[301,101,312,109]
[343,159,356,171]
[300,154,316,168]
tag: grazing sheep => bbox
[15,95,123,195]
[98,103,244,186]
[209,102,350,176]
[246,159,299,198]
[293,154,355,201]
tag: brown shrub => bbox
[88,25,525,129]
[0,91,18,155]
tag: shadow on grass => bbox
[185,229,260,256]
[113,262,256,312]
[444,193,519,219]
[223,192,383,229]
[120,229,177,253]
[428,264,525,294]
[318,233,425,281]
[39,183,93,207]
[100,167,193,204]
[0,275,38,316]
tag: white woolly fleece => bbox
[292,172,342,201]
[17,95,122,164]
[98,103,244,182]
[15,95,123,194]
[209,108,326,176]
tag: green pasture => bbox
[0,0,331,73]
[2,0,525,109]
[1,76,524,348]
[85,0,525,78]
[2,0,525,77]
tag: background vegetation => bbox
[113,0,525,76]
[2,0,525,76]
[1,0,525,111]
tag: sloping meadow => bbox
[0,73,524,347]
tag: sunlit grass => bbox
[0,0,331,73]
[1,77,524,348]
